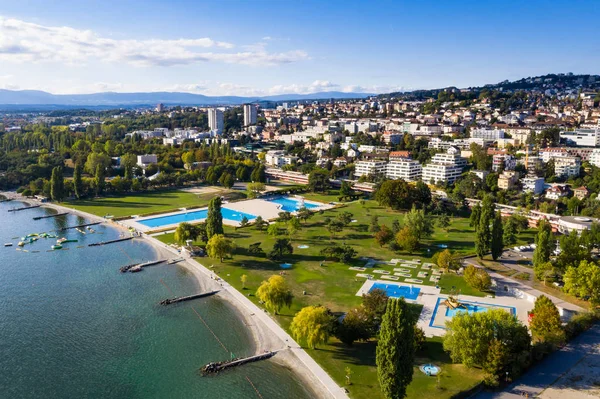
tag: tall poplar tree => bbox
[476,195,495,258]
[206,196,224,238]
[94,164,105,196]
[533,219,552,268]
[73,163,83,199]
[376,298,415,399]
[490,211,504,260]
[50,166,64,201]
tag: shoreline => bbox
[2,191,346,399]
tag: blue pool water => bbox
[370,282,421,300]
[268,197,318,212]
[445,303,490,317]
[138,207,256,228]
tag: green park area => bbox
[63,188,240,218]
[154,194,508,399]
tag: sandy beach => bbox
[2,191,346,399]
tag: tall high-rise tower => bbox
[243,104,257,126]
[208,108,224,133]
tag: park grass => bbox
[62,188,237,218]
[156,197,491,398]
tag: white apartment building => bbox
[421,148,466,184]
[589,149,600,167]
[208,108,224,132]
[243,104,258,126]
[521,176,545,195]
[354,160,387,177]
[265,150,298,167]
[386,159,422,182]
[470,128,505,140]
[492,154,517,172]
[554,156,581,178]
[540,148,570,162]
[560,128,600,147]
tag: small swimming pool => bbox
[138,207,256,228]
[268,197,318,212]
[369,282,421,301]
[445,303,489,317]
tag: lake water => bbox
[0,201,311,399]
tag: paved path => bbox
[143,234,350,399]
[473,323,600,399]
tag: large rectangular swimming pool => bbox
[268,197,318,212]
[369,282,421,301]
[138,207,256,228]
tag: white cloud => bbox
[0,17,309,67]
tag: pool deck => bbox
[122,196,332,233]
[356,278,542,338]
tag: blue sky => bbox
[0,0,599,95]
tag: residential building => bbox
[546,185,569,200]
[521,176,545,195]
[540,147,569,162]
[208,108,224,132]
[137,154,158,168]
[492,154,517,172]
[354,160,387,177]
[421,147,466,184]
[470,128,505,140]
[265,150,297,167]
[386,159,422,182]
[554,156,581,178]
[382,132,402,145]
[388,151,411,160]
[244,104,258,126]
[497,170,519,190]
[589,149,600,167]
[560,128,600,147]
[573,186,589,200]
[471,170,489,181]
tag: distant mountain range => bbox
[0,89,372,107]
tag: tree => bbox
[533,219,553,268]
[392,219,401,234]
[267,222,283,237]
[443,309,531,386]
[270,238,293,259]
[375,179,413,210]
[239,216,249,228]
[337,211,354,226]
[463,265,492,291]
[219,172,235,189]
[250,164,266,183]
[369,215,381,233]
[290,306,333,349]
[308,168,330,192]
[375,225,394,247]
[376,298,415,399]
[50,166,64,201]
[470,203,481,230]
[335,306,374,346]
[73,163,83,199]
[563,260,600,306]
[206,234,235,262]
[404,206,433,241]
[182,151,195,168]
[327,220,345,239]
[437,214,451,232]
[437,249,453,271]
[256,275,293,314]
[94,163,105,196]
[121,153,137,180]
[297,206,313,224]
[240,274,248,289]
[362,288,389,322]
[253,215,268,230]
[246,182,266,198]
[339,180,354,201]
[475,195,495,258]
[287,216,301,237]
[395,227,419,252]
[529,295,565,345]
[503,215,517,246]
[206,196,224,239]
[490,212,504,261]
[174,222,200,244]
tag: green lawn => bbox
[63,188,240,218]
[156,196,489,398]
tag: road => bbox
[473,323,600,399]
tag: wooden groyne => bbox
[33,212,69,220]
[120,259,166,272]
[57,222,101,231]
[201,351,278,375]
[89,236,133,247]
[0,198,14,203]
[8,205,41,212]
[159,290,219,305]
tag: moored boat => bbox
[51,244,62,250]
